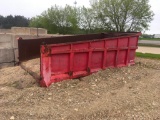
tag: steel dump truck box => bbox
[39,32,141,87]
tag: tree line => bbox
[0,15,29,29]
[0,0,154,34]
[29,0,154,34]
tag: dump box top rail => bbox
[18,32,141,62]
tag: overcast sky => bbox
[0,0,159,34]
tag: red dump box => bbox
[38,32,141,87]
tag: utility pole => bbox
[73,0,77,35]
[74,1,77,8]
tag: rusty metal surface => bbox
[18,32,141,62]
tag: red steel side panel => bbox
[40,33,140,87]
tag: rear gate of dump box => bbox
[40,33,141,87]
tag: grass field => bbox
[136,52,160,59]
[139,38,160,41]
[138,43,160,48]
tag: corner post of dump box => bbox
[40,44,52,87]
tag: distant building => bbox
[142,34,154,38]
[154,34,160,38]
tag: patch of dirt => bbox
[0,57,160,120]
[20,58,40,80]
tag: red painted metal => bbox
[40,32,141,87]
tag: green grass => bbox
[136,52,160,59]
[139,38,160,41]
[138,43,160,48]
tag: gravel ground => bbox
[0,57,160,120]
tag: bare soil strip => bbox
[137,46,160,54]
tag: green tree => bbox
[79,6,96,33]
[90,0,154,32]
[45,5,68,34]
[65,5,80,34]
[0,15,4,28]
[30,5,80,34]
[0,15,29,29]
[29,16,44,28]
[14,15,29,27]
[30,0,154,34]
[3,15,14,29]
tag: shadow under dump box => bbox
[18,32,141,87]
